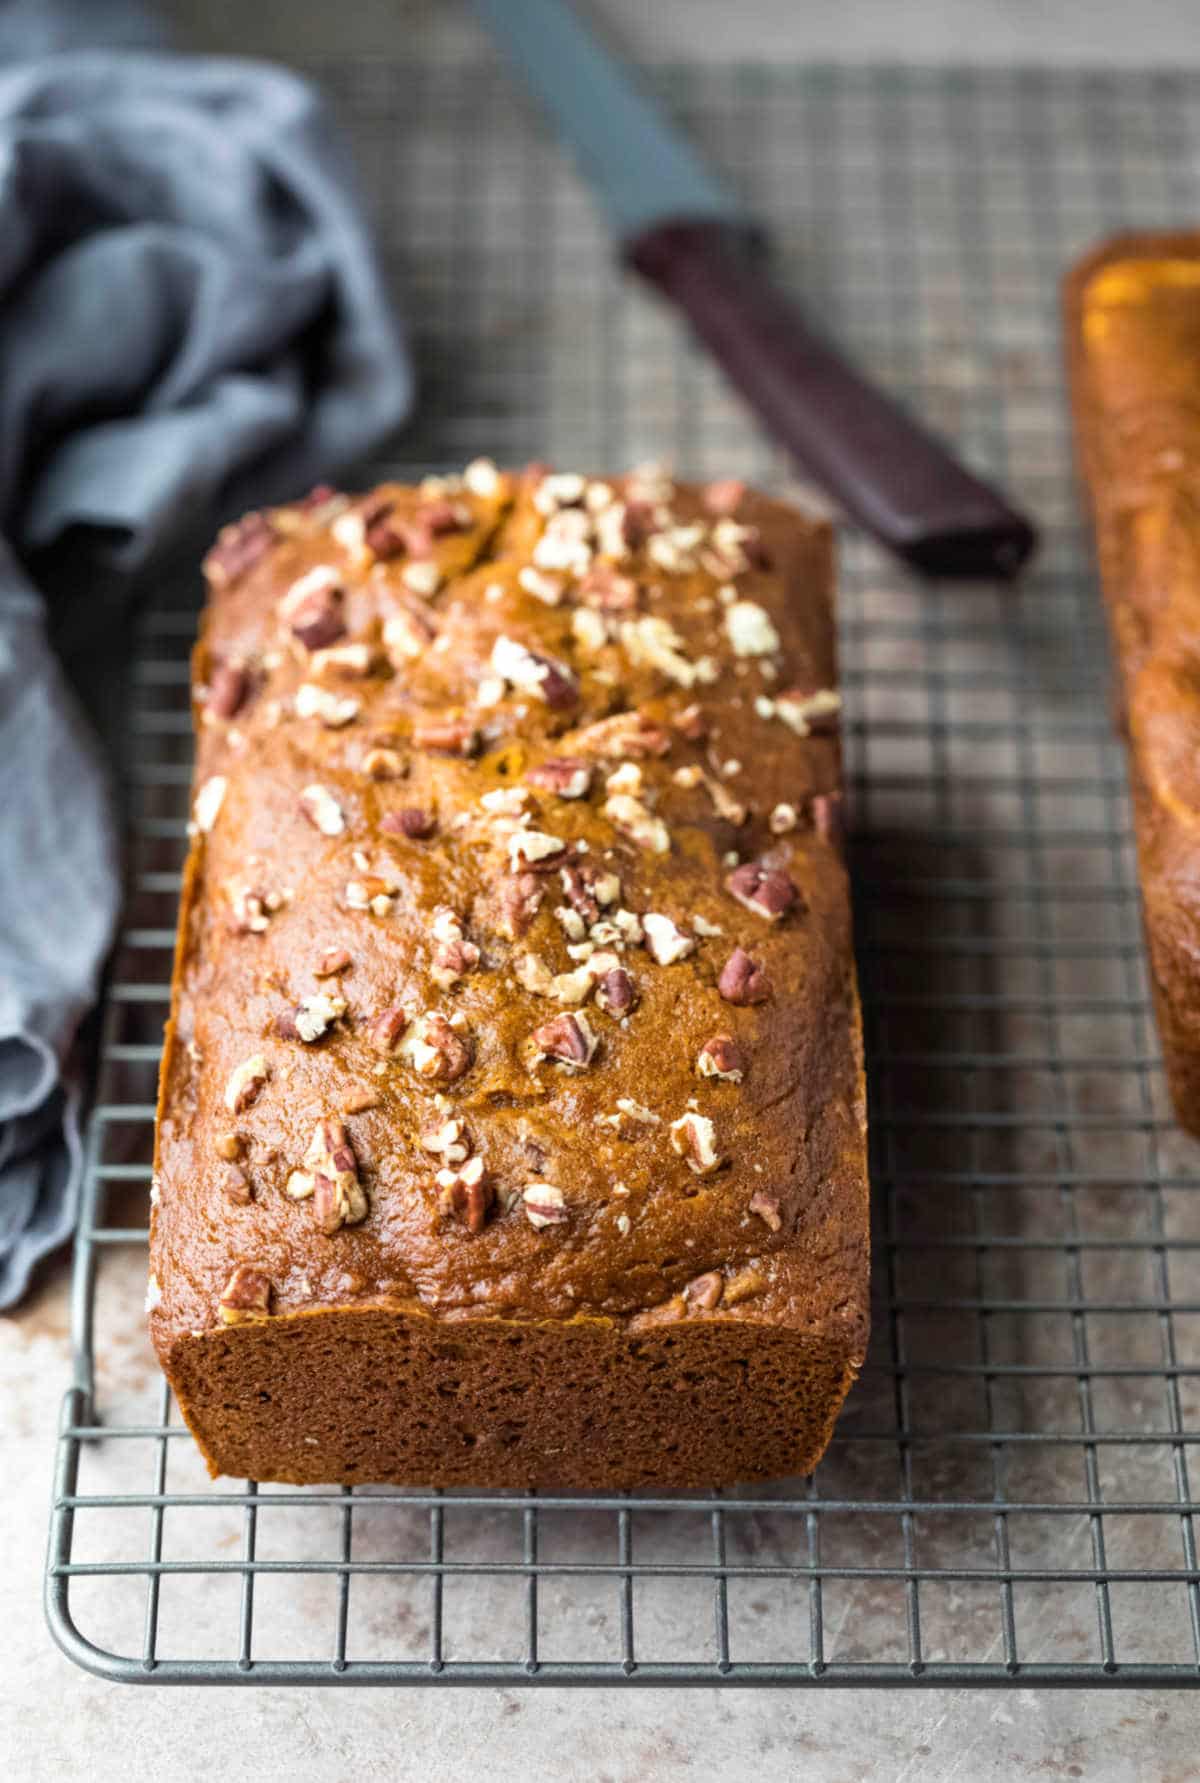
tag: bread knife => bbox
[469,0,1036,579]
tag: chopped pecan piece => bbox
[300,783,346,837]
[224,880,281,935]
[508,829,568,872]
[495,872,544,939]
[775,686,842,737]
[595,966,637,1016]
[726,861,800,921]
[223,1054,269,1114]
[490,635,578,710]
[351,496,400,560]
[518,565,564,605]
[221,1164,253,1205]
[412,715,478,756]
[362,748,407,781]
[383,805,436,838]
[310,641,376,678]
[522,1182,568,1228]
[724,599,781,659]
[343,1089,381,1115]
[578,563,639,611]
[207,659,250,719]
[366,1005,409,1055]
[295,682,360,728]
[421,1116,471,1165]
[192,775,227,835]
[431,908,480,988]
[280,565,346,651]
[697,1034,745,1081]
[218,1264,272,1323]
[559,863,600,925]
[205,512,276,587]
[669,1111,725,1175]
[643,913,696,966]
[382,600,438,665]
[718,947,770,1005]
[315,947,353,977]
[277,991,347,1043]
[401,559,442,597]
[569,710,672,759]
[463,456,501,497]
[346,875,397,917]
[605,792,669,854]
[214,1131,243,1162]
[436,1154,494,1233]
[769,802,798,835]
[530,1010,599,1070]
[526,757,592,799]
[399,1012,473,1083]
[749,1189,783,1232]
[684,1270,725,1310]
[287,1117,368,1233]
[672,703,708,742]
[402,497,469,558]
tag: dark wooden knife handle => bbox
[626,220,1036,579]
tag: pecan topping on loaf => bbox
[718,947,770,1005]
[218,1264,273,1323]
[383,806,436,839]
[413,714,478,755]
[595,966,637,1016]
[192,775,227,834]
[774,686,841,736]
[205,512,275,587]
[643,913,695,966]
[277,992,346,1043]
[669,1111,725,1175]
[399,1013,473,1083]
[436,1155,494,1233]
[430,909,480,988]
[522,1182,568,1228]
[526,758,592,799]
[280,565,345,651]
[286,1117,368,1233]
[300,783,345,836]
[224,1054,269,1114]
[696,1035,745,1081]
[530,1011,599,1070]
[684,1270,724,1310]
[749,1189,783,1232]
[725,861,800,921]
[206,659,250,719]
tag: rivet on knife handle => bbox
[627,221,1037,579]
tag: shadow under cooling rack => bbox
[44,55,1200,1685]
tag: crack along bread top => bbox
[149,463,866,1351]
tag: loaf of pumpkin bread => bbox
[148,461,869,1487]
[1067,235,1200,1136]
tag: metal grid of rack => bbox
[45,56,1200,1685]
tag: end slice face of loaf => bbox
[1067,235,1200,1136]
[149,463,869,1488]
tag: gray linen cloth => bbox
[0,43,413,1304]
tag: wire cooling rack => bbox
[45,53,1200,1686]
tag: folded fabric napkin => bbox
[0,32,413,1305]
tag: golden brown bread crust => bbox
[149,463,869,1486]
[1066,236,1200,1134]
